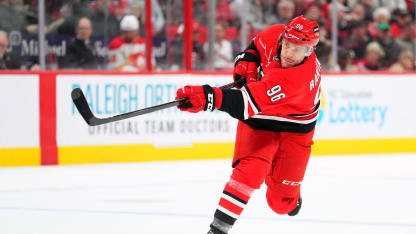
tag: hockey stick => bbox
[71,81,239,126]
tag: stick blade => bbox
[71,88,96,126]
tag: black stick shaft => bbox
[90,99,183,126]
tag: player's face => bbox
[280,39,308,68]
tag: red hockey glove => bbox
[233,51,259,88]
[176,85,223,113]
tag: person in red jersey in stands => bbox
[108,15,155,71]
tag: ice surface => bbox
[0,154,415,234]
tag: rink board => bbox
[56,73,237,165]
[55,73,416,164]
[56,138,416,165]
[0,75,41,166]
[1,72,416,166]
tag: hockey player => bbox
[175,16,321,234]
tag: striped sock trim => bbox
[217,205,240,220]
[212,179,254,232]
[227,179,254,197]
[222,191,248,206]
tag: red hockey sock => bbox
[210,179,254,234]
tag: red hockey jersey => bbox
[220,24,321,133]
[108,36,155,71]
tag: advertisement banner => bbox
[315,75,416,139]
[56,74,238,147]
[0,75,39,148]
[57,73,416,149]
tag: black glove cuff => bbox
[202,85,215,111]
[234,51,259,66]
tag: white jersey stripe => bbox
[221,194,246,209]
[217,206,240,219]
[240,89,249,119]
[241,86,260,115]
[290,106,320,118]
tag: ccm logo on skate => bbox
[282,180,302,186]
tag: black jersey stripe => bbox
[242,118,316,133]
[219,89,245,120]
[288,101,320,117]
[223,190,248,204]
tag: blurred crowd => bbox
[0,0,415,72]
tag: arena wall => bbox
[1,72,415,166]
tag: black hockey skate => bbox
[287,195,302,216]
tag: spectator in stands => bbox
[389,50,414,72]
[368,7,390,38]
[251,0,269,30]
[359,0,376,22]
[322,0,352,42]
[126,0,165,34]
[350,3,366,22]
[342,21,371,62]
[108,15,154,71]
[109,0,128,18]
[315,26,332,71]
[89,0,128,19]
[326,0,351,19]
[292,0,307,16]
[128,2,145,37]
[204,23,233,71]
[266,0,296,25]
[168,22,205,71]
[231,0,267,31]
[89,0,120,39]
[192,22,205,71]
[20,0,38,34]
[304,4,323,26]
[62,17,99,70]
[375,22,402,67]
[356,41,385,71]
[0,31,21,70]
[396,21,416,56]
[372,0,407,12]
[315,43,332,71]
[231,22,256,58]
[168,0,184,25]
[0,0,24,33]
[128,0,167,72]
[390,9,412,38]
[216,0,236,27]
[47,0,92,35]
[169,24,184,70]
[193,0,207,26]
[262,0,278,23]
[337,47,358,72]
